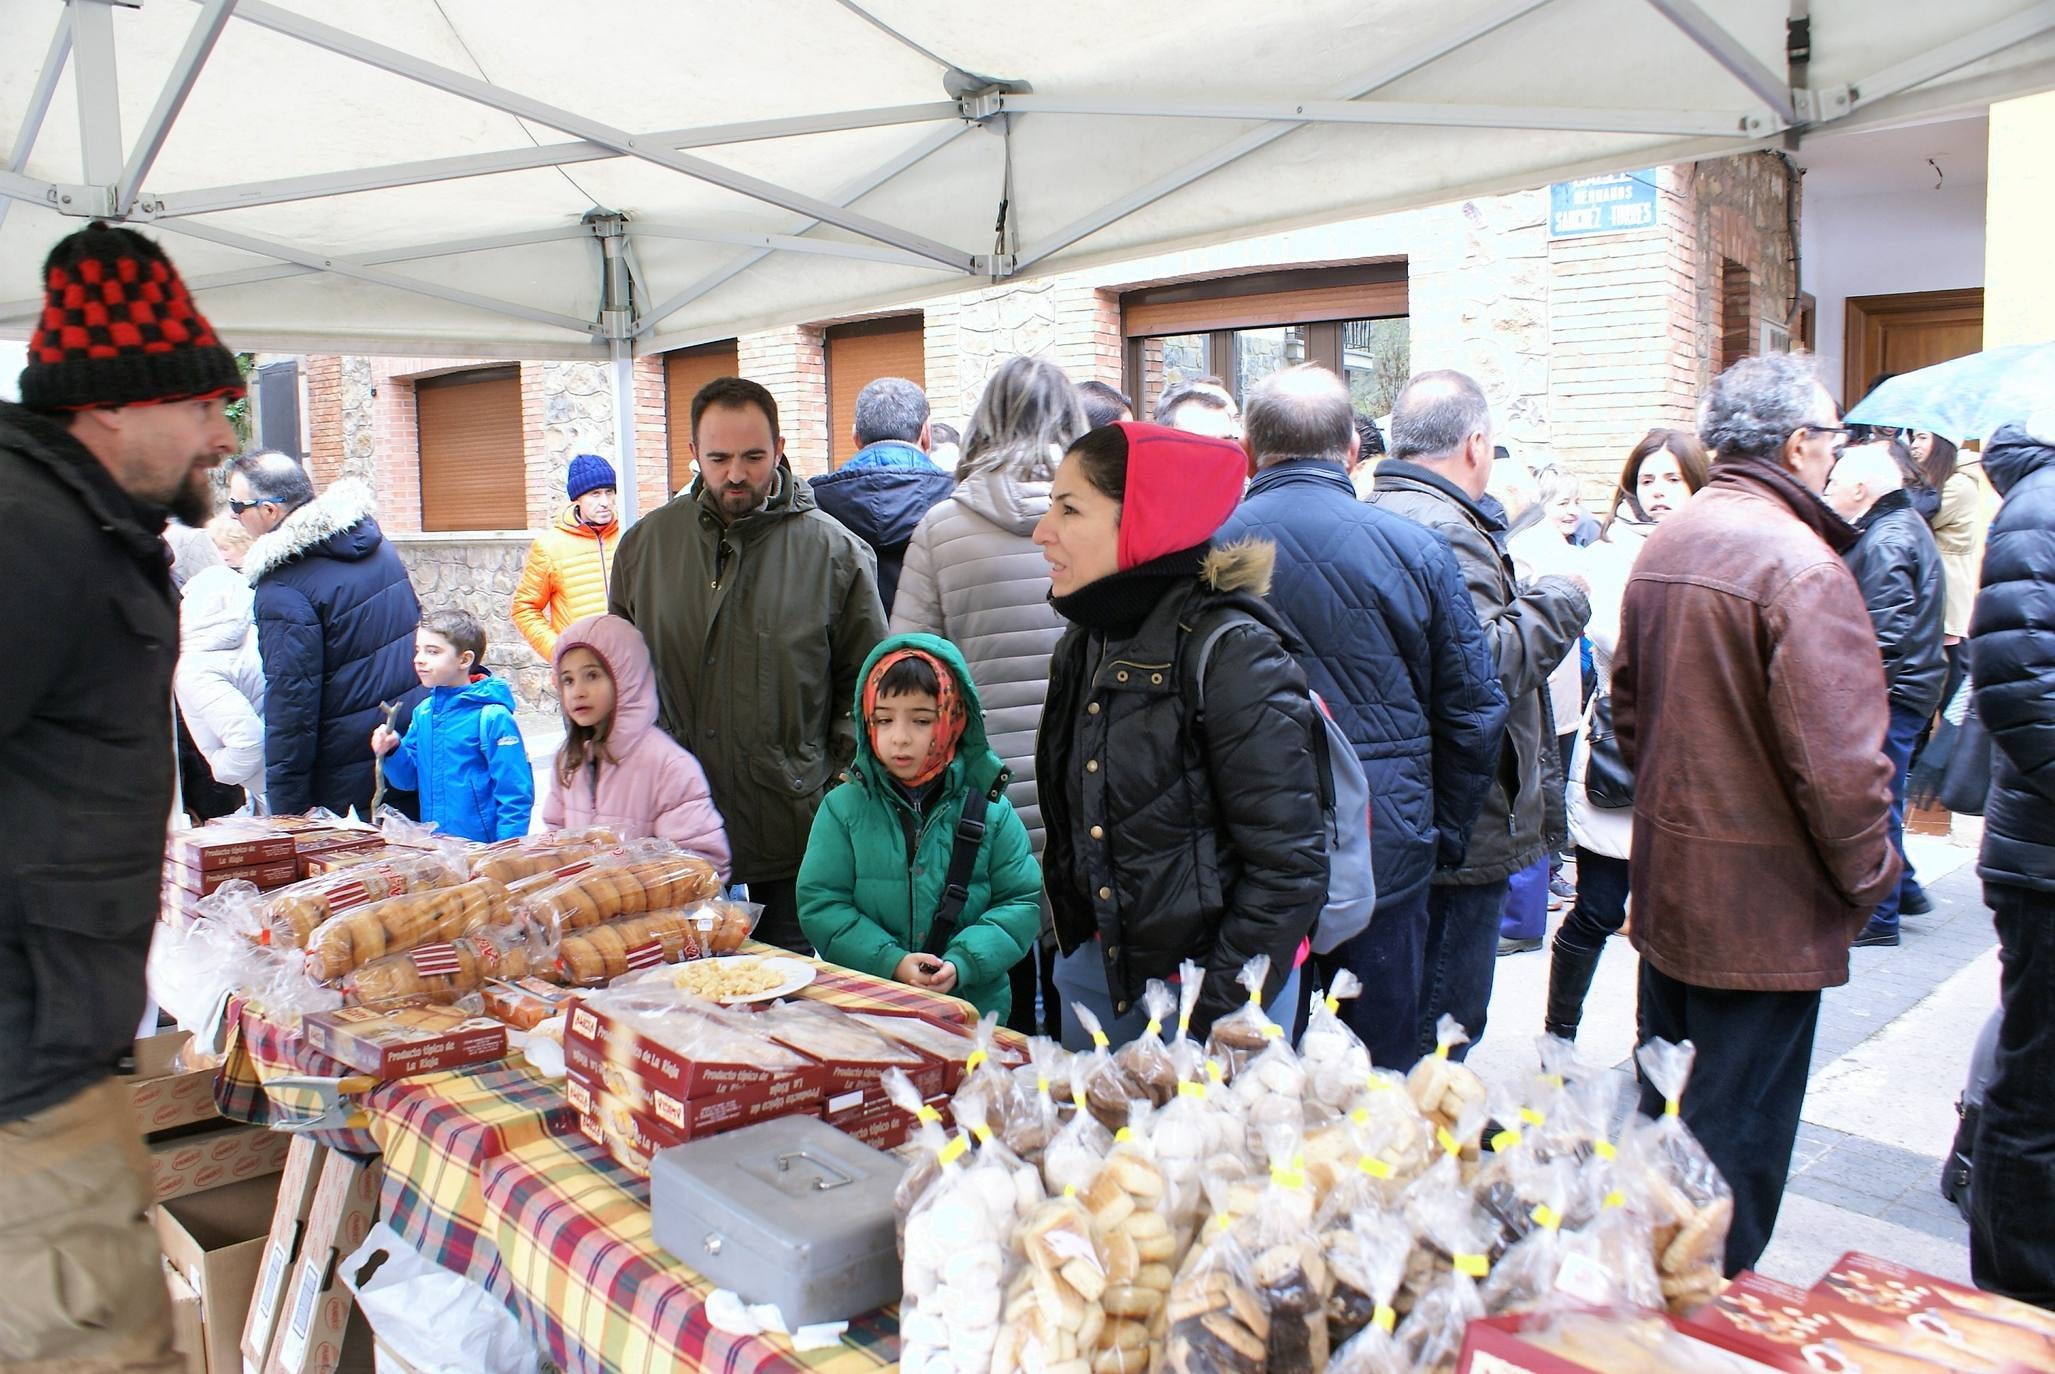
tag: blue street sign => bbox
[1549,170,1659,237]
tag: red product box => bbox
[169,825,298,873]
[126,1029,221,1135]
[849,1009,1024,1096]
[755,1001,948,1106]
[481,977,583,1031]
[166,856,302,897]
[302,1000,508,1079]
[1814,1252,2055,1368]
[822,1091,952,1153]
[1459,1309,1785,1372]
[567,1072,821,1159]
[146,1122,292,1203]
[563,1036,824,1131]
[565,1000,822,1105]
[1687,1272,2031,1373]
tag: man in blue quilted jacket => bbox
[1220,365,1508,1071]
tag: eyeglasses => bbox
[1798,424,1853,454]
[226,497,268,515]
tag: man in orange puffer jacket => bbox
[512,453,622,660]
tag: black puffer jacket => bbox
[0,403,178,1122]
[1843,488,1947,718]
[1368,461,1590,884]
[1971,427,2055,893]
[1039,541,1328,1033]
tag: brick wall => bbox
[737,326,829,476]
[390,533,554,712]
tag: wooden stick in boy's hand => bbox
[369,699,400,814]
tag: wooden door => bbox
[663,341,740,495]
[825,316,925,469]
[1844,288,1985,408]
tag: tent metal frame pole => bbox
[631,222,969,270]
[151,217,600,336]
[0,12,76,239]
[591,214,642,528]
[636,121,974,337]
[992,94,1765,139]
[1642,0,1800,126]
[220,0,978,273]
[1824,2,2055,122]
[116,0,236,213]
[69,0,129,189]
[1009,0,1557,274]
[139,103,961,218]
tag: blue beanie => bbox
[566,453,617,503]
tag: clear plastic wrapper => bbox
[302,875,515,982]
[754,998,929,1068]
[886,1067,957,1258]
[1622,1039,1734,1314]
[1396,1158,1495,1373]
[1001,1037,1065,1166]
[553,900,760,985]
[1406,1015,1489,1147]
[517,841,725,937]
[1228,1022,1306,1173]
[1112,981,1179,1109]
[468,826,622,885]
[1071,1104,1175,1373]
[1241,1125,1332,1372]
[993,1187,1110,1374]
[1203,955,1280,1081]
[1074,1003,1147,1132]
[1151,972,1248,1245]
[148,909,289,1043]
[1162,1175,1269,1374]
[582,986,807,1069]
[1299,970,1373,1112]
[247,851,469,949]
[1480,1155,1578,1315]
[1319,1201,1412,1357]
[342,921,549,1004]
[1515,1306,1771,1372]
[1044,1058,1115,1198]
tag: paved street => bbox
[1472,819,1996,1286]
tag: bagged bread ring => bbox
[468,826,621,886]
[555,906,746,986]
[257,852,467,949]
[522,848,722,936]
[303,876,513,982]
[342,923,545,1005]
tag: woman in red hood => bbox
[1034,421,1328,1046]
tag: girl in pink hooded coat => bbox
[541,614,732,879]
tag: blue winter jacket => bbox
[246,480,423,817]
[810,445,955,615]
[1219,460,1509,907]
[379,671,534,842]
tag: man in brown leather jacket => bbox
[1613,353,1899,1275]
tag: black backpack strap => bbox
[923,767,1011,957]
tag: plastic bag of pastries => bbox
[1479,1154,1578,1315]
[1299,970,1374,1114]
[468,826,622,885]
[518,841,724,937]
[1227,1021,1306,1174]
[302,875,514,982]
[342,921,547,1005]
[900,1089,1041,1374]
[1319,1200,1413,1357]
[887,1067,958,1259]
[1394,1159,1495,1373]
[1621,1038,1734,1315]
[992,1188,1112,1374]
[1238,1124,1334,1373]
[1002,1037,1065,1167]
[1072,1104,1178,1373]
[1151,988,1249,1243]
[1203,955,1281,1082]
[254,851,469,949]
[1162,1175,1270,1374]
[1407,1014,1490,1145]
[1111,981,1179,1110]
[554,901,761,987]
[1044,1057,1116,1199]
[1072,1003,1146,1133]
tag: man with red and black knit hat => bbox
[1,222,241,1371]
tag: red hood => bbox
[1113,422,1247,569]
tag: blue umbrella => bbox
[1845,343,2055,443]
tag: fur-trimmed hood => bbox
[244,479,382,584]
[1202,537,1275,597]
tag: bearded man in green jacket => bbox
[609,376,887,950]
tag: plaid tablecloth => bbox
[750,942,980,1028]
[211,996,390,1154]
[480,1131,900,1374]
[367,1061,578,1300]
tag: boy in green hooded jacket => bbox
[797,633,1042,1020]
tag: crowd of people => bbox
[2,221,2051,1367]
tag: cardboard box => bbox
[129,1029,222,1136]
[167,858,302,898]
[479,977,581,1032]
[1459,1310,1788,1372]
[241,1138,325,1374]
[148,1123,291,1204]
[265,1150,382,1374]
[167,1261,207,1374]
[155,1173,282,1374]
[756,1001,948,1104]
[1687,1272,2014,1372]
[1815,1252,2055,1366]
[849,1009,1023,1095]
[565,1000,822,1105]
[301,1001,508,1079]
[821,1092,942,1152]
[171,826,299,873]
[566,1059,823,1145]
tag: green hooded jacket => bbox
[608,463,887,881]
[796,633,1043,1020]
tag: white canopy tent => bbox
[4,0,2053,514]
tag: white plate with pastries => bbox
[631,954,817,1005]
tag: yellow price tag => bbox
[1178,1013,1192,1038]
[1665,1098,1681,1118]
[1357,1156,1393,1180]
[938,1133,969,1167]
[1064,1182,1078,1199]
[1145,1018,1162,1037]
[1206,1059,1225,1084]
[965,1049,989,1075]
[1270,1156,1307,1191]
[1261,1022,1284,1040]
[1349,1106,1371,1128]
[1090,1029,1110,1050]
[1490,1128,1522,1153]
[1603,1189,1626,1210]
[914,1104,942,1125]
[1434,1040,1451,1060]
[1114,1126,1134,1144]
[1530,1204,1563,1232]
[1248,984,1263,1006]
[1072,1087,1088,1113]
[1324,994,1341,1016]
[1519,1107,1546,1128]
[1593,1139,1617,1162]
[1437,1126,1461,1157]
[972,1123,994,1145]
[1373,1304,1397,1335]
[1543,1073,1565,1090]
[1454,1253,1489,1278]
[1036,1074,1052,1099]
[1178,1080,1208,1100]
[1366,1075,1395,1092]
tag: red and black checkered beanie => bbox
[20,221,243,411]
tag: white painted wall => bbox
[0,342,24,402]
[1801,183,1985,405]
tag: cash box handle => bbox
[776,1150,854,1191]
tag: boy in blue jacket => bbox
[371,610,533,840]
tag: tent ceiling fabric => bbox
[2,0,2052,360]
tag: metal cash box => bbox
[649,1115,906,1327]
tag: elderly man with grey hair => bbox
[1611,353,1897,1274]
[1219,365,1508,1072]
[1366,370,1589,1064]
[811,375,954,614]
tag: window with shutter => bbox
[663,340,740,494]
[825,315,925,468]
[416,367,524,532]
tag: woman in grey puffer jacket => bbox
[890,355,1089,1032]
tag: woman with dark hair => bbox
[1034,422,1328,1046]
[1544,427,1710,1040]
[1912,429,1980,702]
